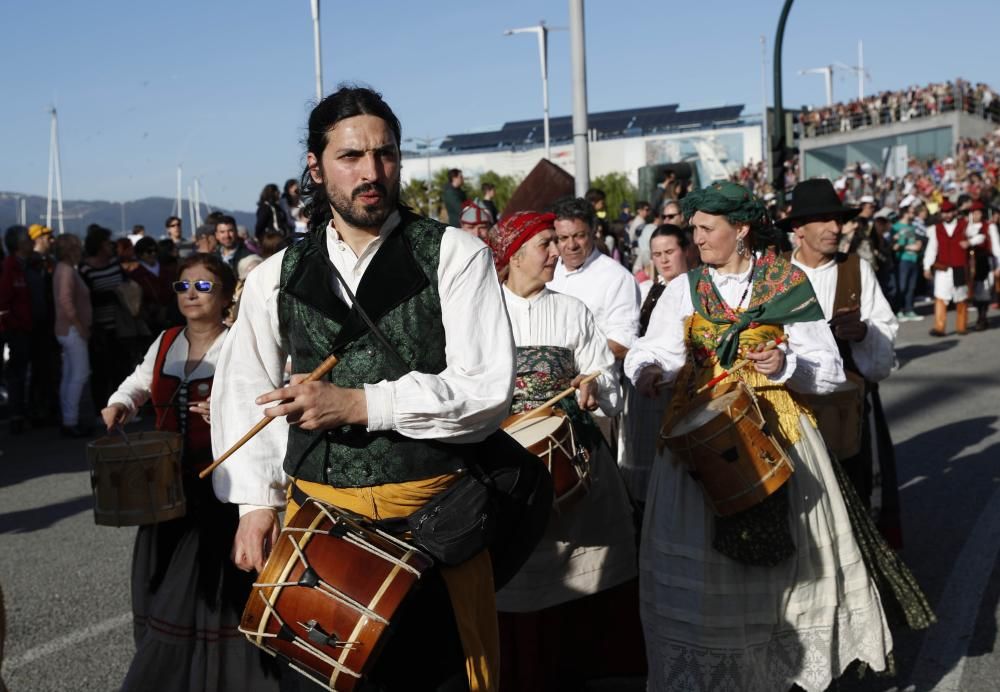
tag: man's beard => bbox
[328,178,399,229]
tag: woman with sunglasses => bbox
[101,253,276,692]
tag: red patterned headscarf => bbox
[488,211,557,274]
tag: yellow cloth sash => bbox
[287,475,499,692]
[663,314,815,447]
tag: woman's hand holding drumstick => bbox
[695,335,786,395]
[503,372,601,429]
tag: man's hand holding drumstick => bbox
[230,362,371,574]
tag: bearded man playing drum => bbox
[101,253,276,691]
[487,212,642,690]
[625,182,897,692]
[210,86,514,692]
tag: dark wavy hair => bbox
[300,84,402,233]
[177,252,237,305]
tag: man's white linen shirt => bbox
[210,212,516,514]
[624,257,845,396]
[790,251,898,383]
[547,248,640,349]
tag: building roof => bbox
[439,104,744,152]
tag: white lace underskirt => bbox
[639,414,893,692]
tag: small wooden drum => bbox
[504,409,591,511]
[87,431,185,527]
[241,496,433,692]
[799,371,865,460]
[663,381,794,516]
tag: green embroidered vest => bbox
[277,210,465,487]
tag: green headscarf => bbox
[680,180,768,227]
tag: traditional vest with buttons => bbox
[277,210,464,488]
[934,219,970,268]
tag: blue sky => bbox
[2,0,997,211]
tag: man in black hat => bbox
[781,178,902,543]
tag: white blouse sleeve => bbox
[210,253,291,509]
[363,229,515,442]
[107,333,164,416]
[601,269,641,349]
[624,277,691,386]
[783,318,847,395]
[923,229,939,271]
[574,305,622,416]
[850,259,898,382]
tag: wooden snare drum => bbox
[663,381,794,516]
[799,370,865,460]
[87,431,185,527]
[504,409,591,511]
[240,496,434,692]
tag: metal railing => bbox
[799,89,1000,138]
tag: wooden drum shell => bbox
[87,431,186,527]
[663,381,794,517]
[240,497,433,692]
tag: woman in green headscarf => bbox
[624,182,898,691]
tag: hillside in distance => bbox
[0,192,255,238]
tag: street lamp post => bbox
[311,0,323,101]
[771,0,795,208]
[504,21,563,161]
[568,0,590,196]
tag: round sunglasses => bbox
[172,280,215,293]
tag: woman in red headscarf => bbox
[489,212,644,691]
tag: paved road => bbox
[2,302,1000,691]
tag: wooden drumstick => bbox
[198,353,340,479]
[694,335,785,396]
[503,372,601,429]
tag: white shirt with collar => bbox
[210,211,516,512]
[790,250,898,383]
[547,248,640,349]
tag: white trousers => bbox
[57,327,91,426]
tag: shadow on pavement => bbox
[0,494,93,534]
[895,339,959,369]
[891,417,1000,692]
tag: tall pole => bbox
[311,0,323,101]
[760,35,768,169]
[538,24,551,161]
[176,165,183,225]
[858,40,864,100]
[120,201,126,232]
[46,120,54,228]
[194,178,202,227]
[504,22,561,161]
[19,197,26,226]
[824,66,833,107]
[569,0,590,197]
[51,108,65,235]
[187,186,196,231]
[771,0,795,207]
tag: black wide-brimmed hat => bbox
[778,178,859,228]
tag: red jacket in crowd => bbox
[0,254,32,333]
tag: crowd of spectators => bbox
[799,79,1000,138]
[0,181,307,436]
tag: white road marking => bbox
[4,611,131,672]
[911,482,1000,691]
[898,475,927,490]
